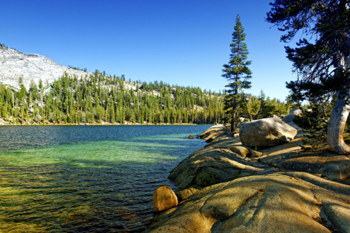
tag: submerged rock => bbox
[153,186,178,212]
[240,117,298,147]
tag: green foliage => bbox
[0,71,226,125]
[222,15,252,132]
[293,101,333,151]
[16,78,27,100]
[68,65,88,72]
[267,1,350,152]
[0,62,293,125]
[232,91,289,122]
[267,0,350,119]
[196,171,219,187]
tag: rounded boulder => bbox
[282,114,296,123]
[239,118,298,147]
[289,108,302,116]
[153,186,178,212]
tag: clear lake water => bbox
[0,125,211,232]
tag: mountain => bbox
[0,45,225,125]
[0,47,89,90]
[0,45,290,126]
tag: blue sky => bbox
[1,0,297,101]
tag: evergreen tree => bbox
[0,69,229,125]
[222,15,252,133]
[16,77,28,101]
[29,80,39,101]
[38,79,43,90]
[267,0,350,154]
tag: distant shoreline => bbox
[0,122,206,126]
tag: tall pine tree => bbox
[222,14,252,133]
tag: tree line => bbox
[0,70,291,126]
[0,71,227,125]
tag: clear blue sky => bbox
[1,0,297,101]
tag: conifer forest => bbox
[0,69,290,125]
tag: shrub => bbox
[293,104,331,151]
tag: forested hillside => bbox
[0,70,225,125]
[0,72,292,126]
[0,44,293,126]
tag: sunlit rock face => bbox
[146,125,350,233]
[153,186,178,212]
[146,172,350,233]
[283,108,303,123]
[0,47,151,94]
[0,47,89,90]
[239,118,298,147]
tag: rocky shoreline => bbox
[145,122,350,232]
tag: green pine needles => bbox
[293,104,331,152]
[222,15,252,133]
[0,71,225,125]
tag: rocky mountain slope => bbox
[0,47,90,90]
[0,45,224,125]
[0,46,168,94]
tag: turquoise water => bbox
[0,125,211,232]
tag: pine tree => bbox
[16,77,28,101]
[0,68,228,125]
[267,0,350,154]
[222,14,252,133]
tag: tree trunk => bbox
[231,111,235,134]
[327,92,350,154]
[327,17,350,154]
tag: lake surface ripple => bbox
[0,125,211,232]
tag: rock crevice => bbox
[146,124,350,233]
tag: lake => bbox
[0,125,211,232]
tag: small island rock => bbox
[153,186,178,212]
